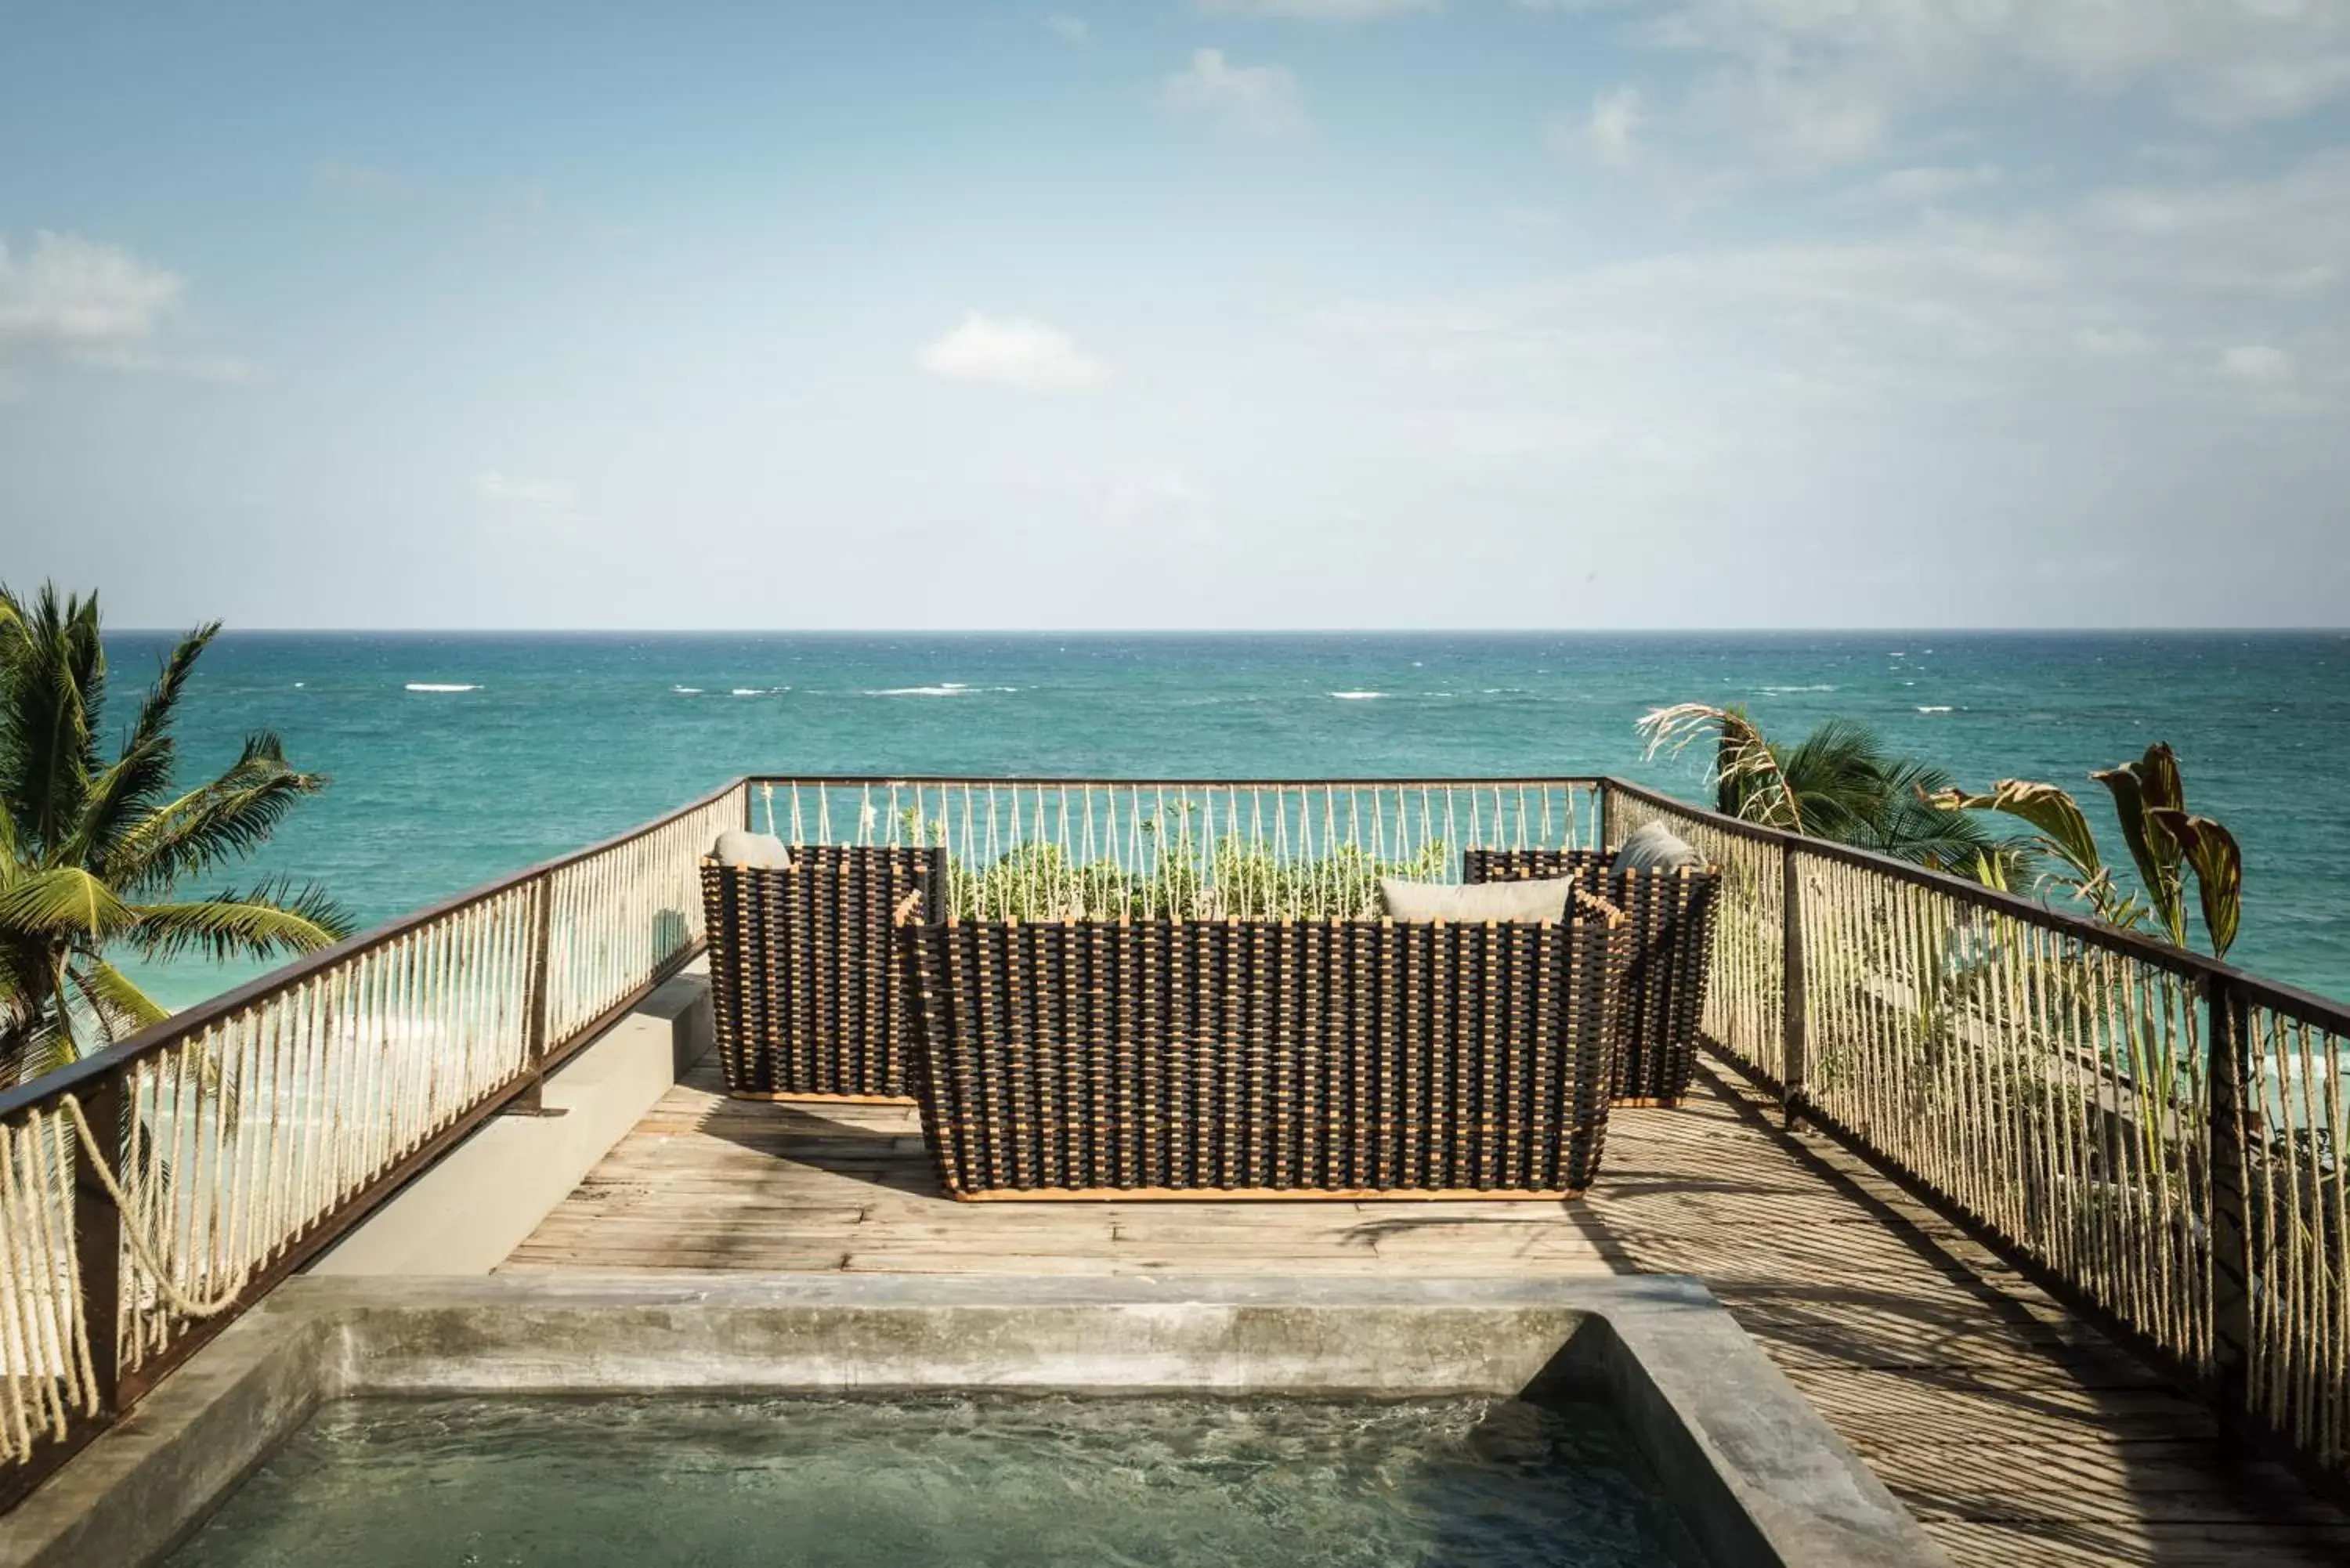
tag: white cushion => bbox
[1615,822,1702,873]
[711,829,794,870]
[1379,875,1577,923]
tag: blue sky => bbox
[3,0,2346,628]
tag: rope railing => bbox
[0,778,748,1505]
[2,769,2345,1511]
[1605,774,2350,1494]
[752,777,1606,921]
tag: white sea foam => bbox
[1329,691,1386,700]
[870,683,978,697]
[730,688,766,696]
[292,681,304,688]
[404,683,478,693]
[1916,705,1954,714]
[1757,685,1838,694]
[673,685,703,695]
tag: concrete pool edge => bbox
[4,1274,1947,1568]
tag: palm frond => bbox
[127,878,353,964]
[0,1006,77,1089]
[67,957,169,1044]
[0,865,140,940]
[1638,703,1804,831]
[101,735,331,894]
[0,584,105,857]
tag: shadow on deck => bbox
[502,1055,2350,1567]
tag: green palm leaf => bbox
[0,865,140,939]
[68,957,170,1043]
[0,581,340,1085]
[128,879,352,964]
[103,735,330,894]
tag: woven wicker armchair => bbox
[1462,849,1719,1107]
[896,909,1630,1201]
[700,846,945,1101]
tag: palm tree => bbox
[0,584,352,1086]
[1638,703,2023,877]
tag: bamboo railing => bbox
[1602,779,2350,1493]
[0,779,747,1505]
[2,769,2345,1510]
[750,777,1606,920]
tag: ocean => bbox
[106,630,2349,1011]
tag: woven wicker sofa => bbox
[895,908,1630,1201]
[700,846,945,1100]
[1462,849,1719,1107]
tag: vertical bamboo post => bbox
[1598,780,1618,854]
[1781,841,1808,1129]
[2204,970,2252,1428]
[71,1073,125,1414]
[512,875,561,1116]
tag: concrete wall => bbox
[309,969,712,1276]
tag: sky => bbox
[2,0,2346,630]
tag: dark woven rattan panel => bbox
[700,847,945,1098]
[1462,850,1719,1105]
[900,916,1627,1200]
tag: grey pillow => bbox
[1615,821,1703,873]
[1379,875,1577,923]
[711,829,795,870]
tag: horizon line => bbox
[107,624,2350,638]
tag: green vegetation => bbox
[903,804,1448,921]
[1638,704,2243,959]
[0,585,352,1086]
[1928,742,2243,959]
[1637,703,2016,875]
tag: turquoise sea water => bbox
[111,630,2348,1010]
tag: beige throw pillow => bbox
[1379,875,1577,923]
[711,829,795,870]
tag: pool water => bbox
[165,1393,1706,1566]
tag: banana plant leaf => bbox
[2148,807,2241,959]
[1925,780,2103,883]
[2092,743,2187,947]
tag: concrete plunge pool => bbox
[5,1275,1945,1568]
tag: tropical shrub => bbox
[0,585,352,1085]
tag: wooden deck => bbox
[504,1056,2350,1566]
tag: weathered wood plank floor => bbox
[505,1056,2350,1566]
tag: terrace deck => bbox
[504,1055,2350,1567]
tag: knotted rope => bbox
[57,1092,251,1319]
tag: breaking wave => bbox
[404,683,479,693]
[866,683,1016,696]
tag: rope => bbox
[56,1092,249,1320]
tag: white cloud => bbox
[1045,13,1088,42]
[0,231,185,364]
[1551,85,1647,168]
[475,471,584,522]
[1162,49,1309,137]
[1579,0,2350,175]
[1858,164,2005,204]
[917,313,1108,392]
[313,159,413,197]
[2220,343,2295,385]
[1198,0,1437,17]
[2075,325,2155,359]
[1319,150,2350,425]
